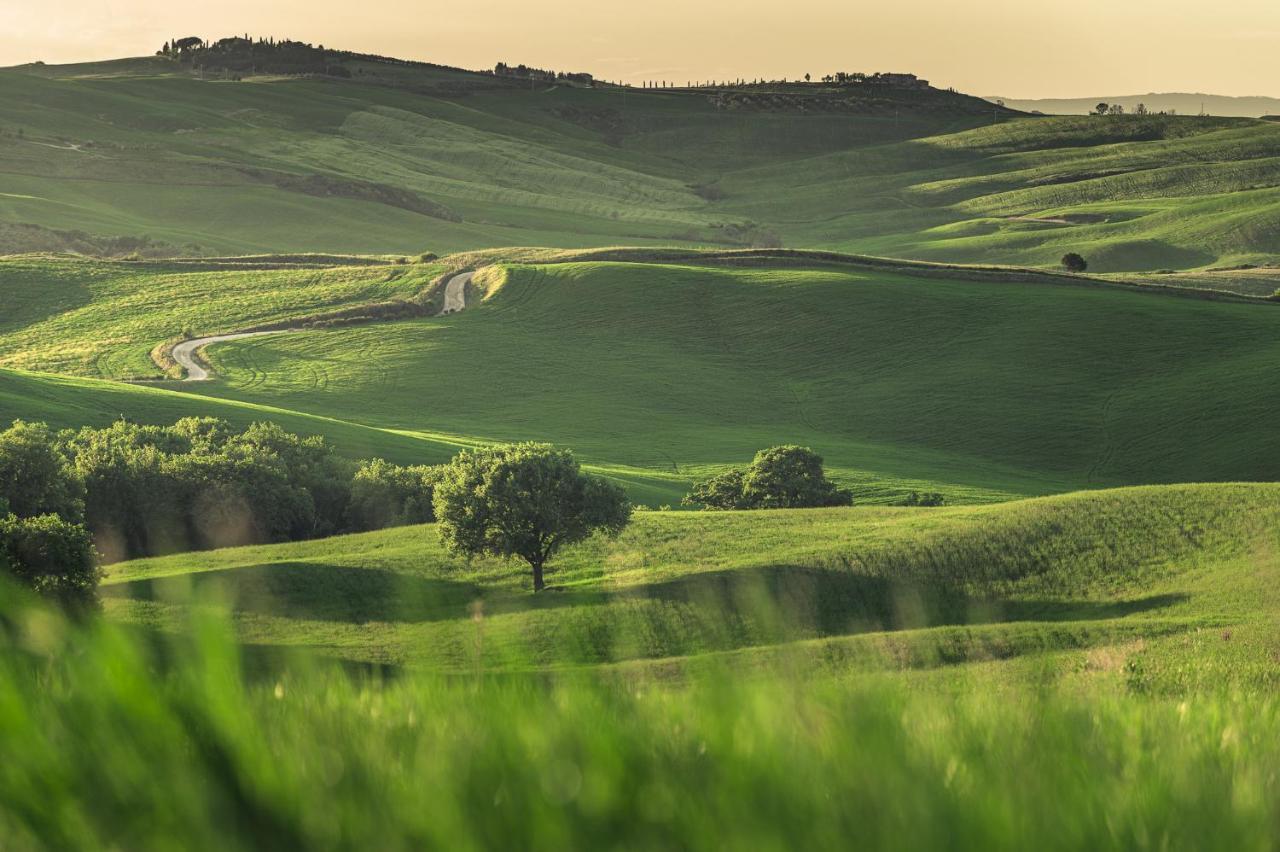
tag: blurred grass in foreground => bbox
[2,587,1278,851]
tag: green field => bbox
[5,44,1280,850]
[99,482,1280,685]
[3,57,1280,271]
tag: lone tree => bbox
[433,443,631,591]
[1061,252,1088,273]
[684,445,852,510]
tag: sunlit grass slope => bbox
[723,116,1280,269]
[0,254,440,377]
[187,259,1280,501]
[101,483,1280,689]
[2,58,1279,269]
[0,366,687,505]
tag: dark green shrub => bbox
[0,420,84,521]
[902,491,946,507]
[682,468,751,510]
[1061,253,1088,272]
[0,513,99,611]
[684,446,851,510]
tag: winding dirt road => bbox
[174,270,474,381]
[172,330,292,381]
[441,270,472,314]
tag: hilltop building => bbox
[870,73,929,89]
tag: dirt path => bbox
[175,271,475,381]
[441,271,473,314]
[172,330,294,381]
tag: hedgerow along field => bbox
[3,56,1280,271]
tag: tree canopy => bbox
[1061,253,1088,273]
[433,443,631,591]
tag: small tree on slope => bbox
[433,443,631,591]
[1061,253,1088,273]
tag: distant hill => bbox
[989,93,1280,118]
[2,40,1280,270]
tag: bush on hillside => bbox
[1061,252,1088,272]
[434,443,631,591]
[902,491,946,507]
[684,469,753,511]
[684,446,852,510]
[0,420,85,521]
[347,459,444,531]
[0,513,99,611]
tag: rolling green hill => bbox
[100,482,1280,690]
[3,252,1279,505]
[182,257,1280,502]
[2,52,1279,270]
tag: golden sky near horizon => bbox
[3,0,1278,98]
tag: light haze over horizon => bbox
[4,0,1279,99]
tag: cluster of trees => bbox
[0,418,641,600]
[492,63,593,85]
[0,422,97,610]
[1093,102,1175,116]
[4,420,959,601]
[158,36,351,78]
[0,418,446,606]
[683,446,853,510]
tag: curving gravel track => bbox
[174,271,475,381]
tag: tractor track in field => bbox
[172,271,474,381]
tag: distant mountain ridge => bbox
[988,93,1280,118]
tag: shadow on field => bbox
[488,565,1189,638]
[104,562,482,624]
[104,561,1189,656]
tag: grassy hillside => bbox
[0,254,441,378]
[100,483,1280,688]
[1,56,1278,270]
[166,258,1280,502]
[0,366,688,505]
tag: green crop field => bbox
[5,40,1280,850]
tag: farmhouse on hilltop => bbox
[871,72,929,89]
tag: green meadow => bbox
[5,480,1279,848]
[100,483,1280,682]
[4,45,1280,850]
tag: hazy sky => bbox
[4,0,1279,98]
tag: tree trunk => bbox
[531,559,546,592]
